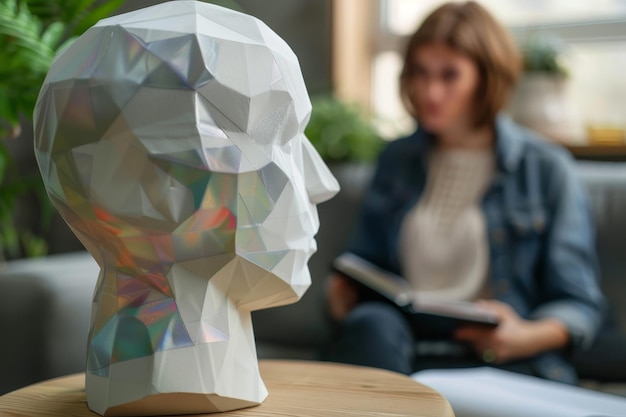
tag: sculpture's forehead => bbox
[74,130,300,176]
[54,76,303,173]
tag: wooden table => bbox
[0,360,454,417]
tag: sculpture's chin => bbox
[98,392,261,416]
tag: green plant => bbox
[522,32,568,77]
[0,0,125,259]
[305,95,384,163]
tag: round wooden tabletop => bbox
[0,360,454,417]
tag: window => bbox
[334,0,626,143]
[385,0,626,34]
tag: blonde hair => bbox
[400,1,521,128]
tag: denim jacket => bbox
[348,115,606,383]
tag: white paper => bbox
[413,367,626,417]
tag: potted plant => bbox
[305,95,384,195]
[0,0,126,259]
[509,32,573,142]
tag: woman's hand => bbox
[454,300,570,364]
[327,274,359,321]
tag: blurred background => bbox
[354,0,626,143]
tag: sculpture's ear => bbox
[299,136,340,204]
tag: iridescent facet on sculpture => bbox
[33,1,339,415]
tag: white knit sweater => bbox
[399,148,495,302]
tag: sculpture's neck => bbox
[88,262,264,399]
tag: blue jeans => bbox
[326,301,543,379]
[328,302,415,374]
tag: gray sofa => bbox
[1,161,625,396]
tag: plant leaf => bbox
[73,0,125,35]
[41,20,64,49]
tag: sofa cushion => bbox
[0,275,52,394]
[575,161,626,334]
[573,308,626,382]
[0,252,99,382]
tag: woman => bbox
[326,1,605,384]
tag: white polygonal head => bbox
[34,1,339,314]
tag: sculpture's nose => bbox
[300,137,340,204]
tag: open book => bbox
[332,252,499,333]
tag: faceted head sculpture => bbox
[33,2,339,415]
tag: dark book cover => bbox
[332,252,499,337]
